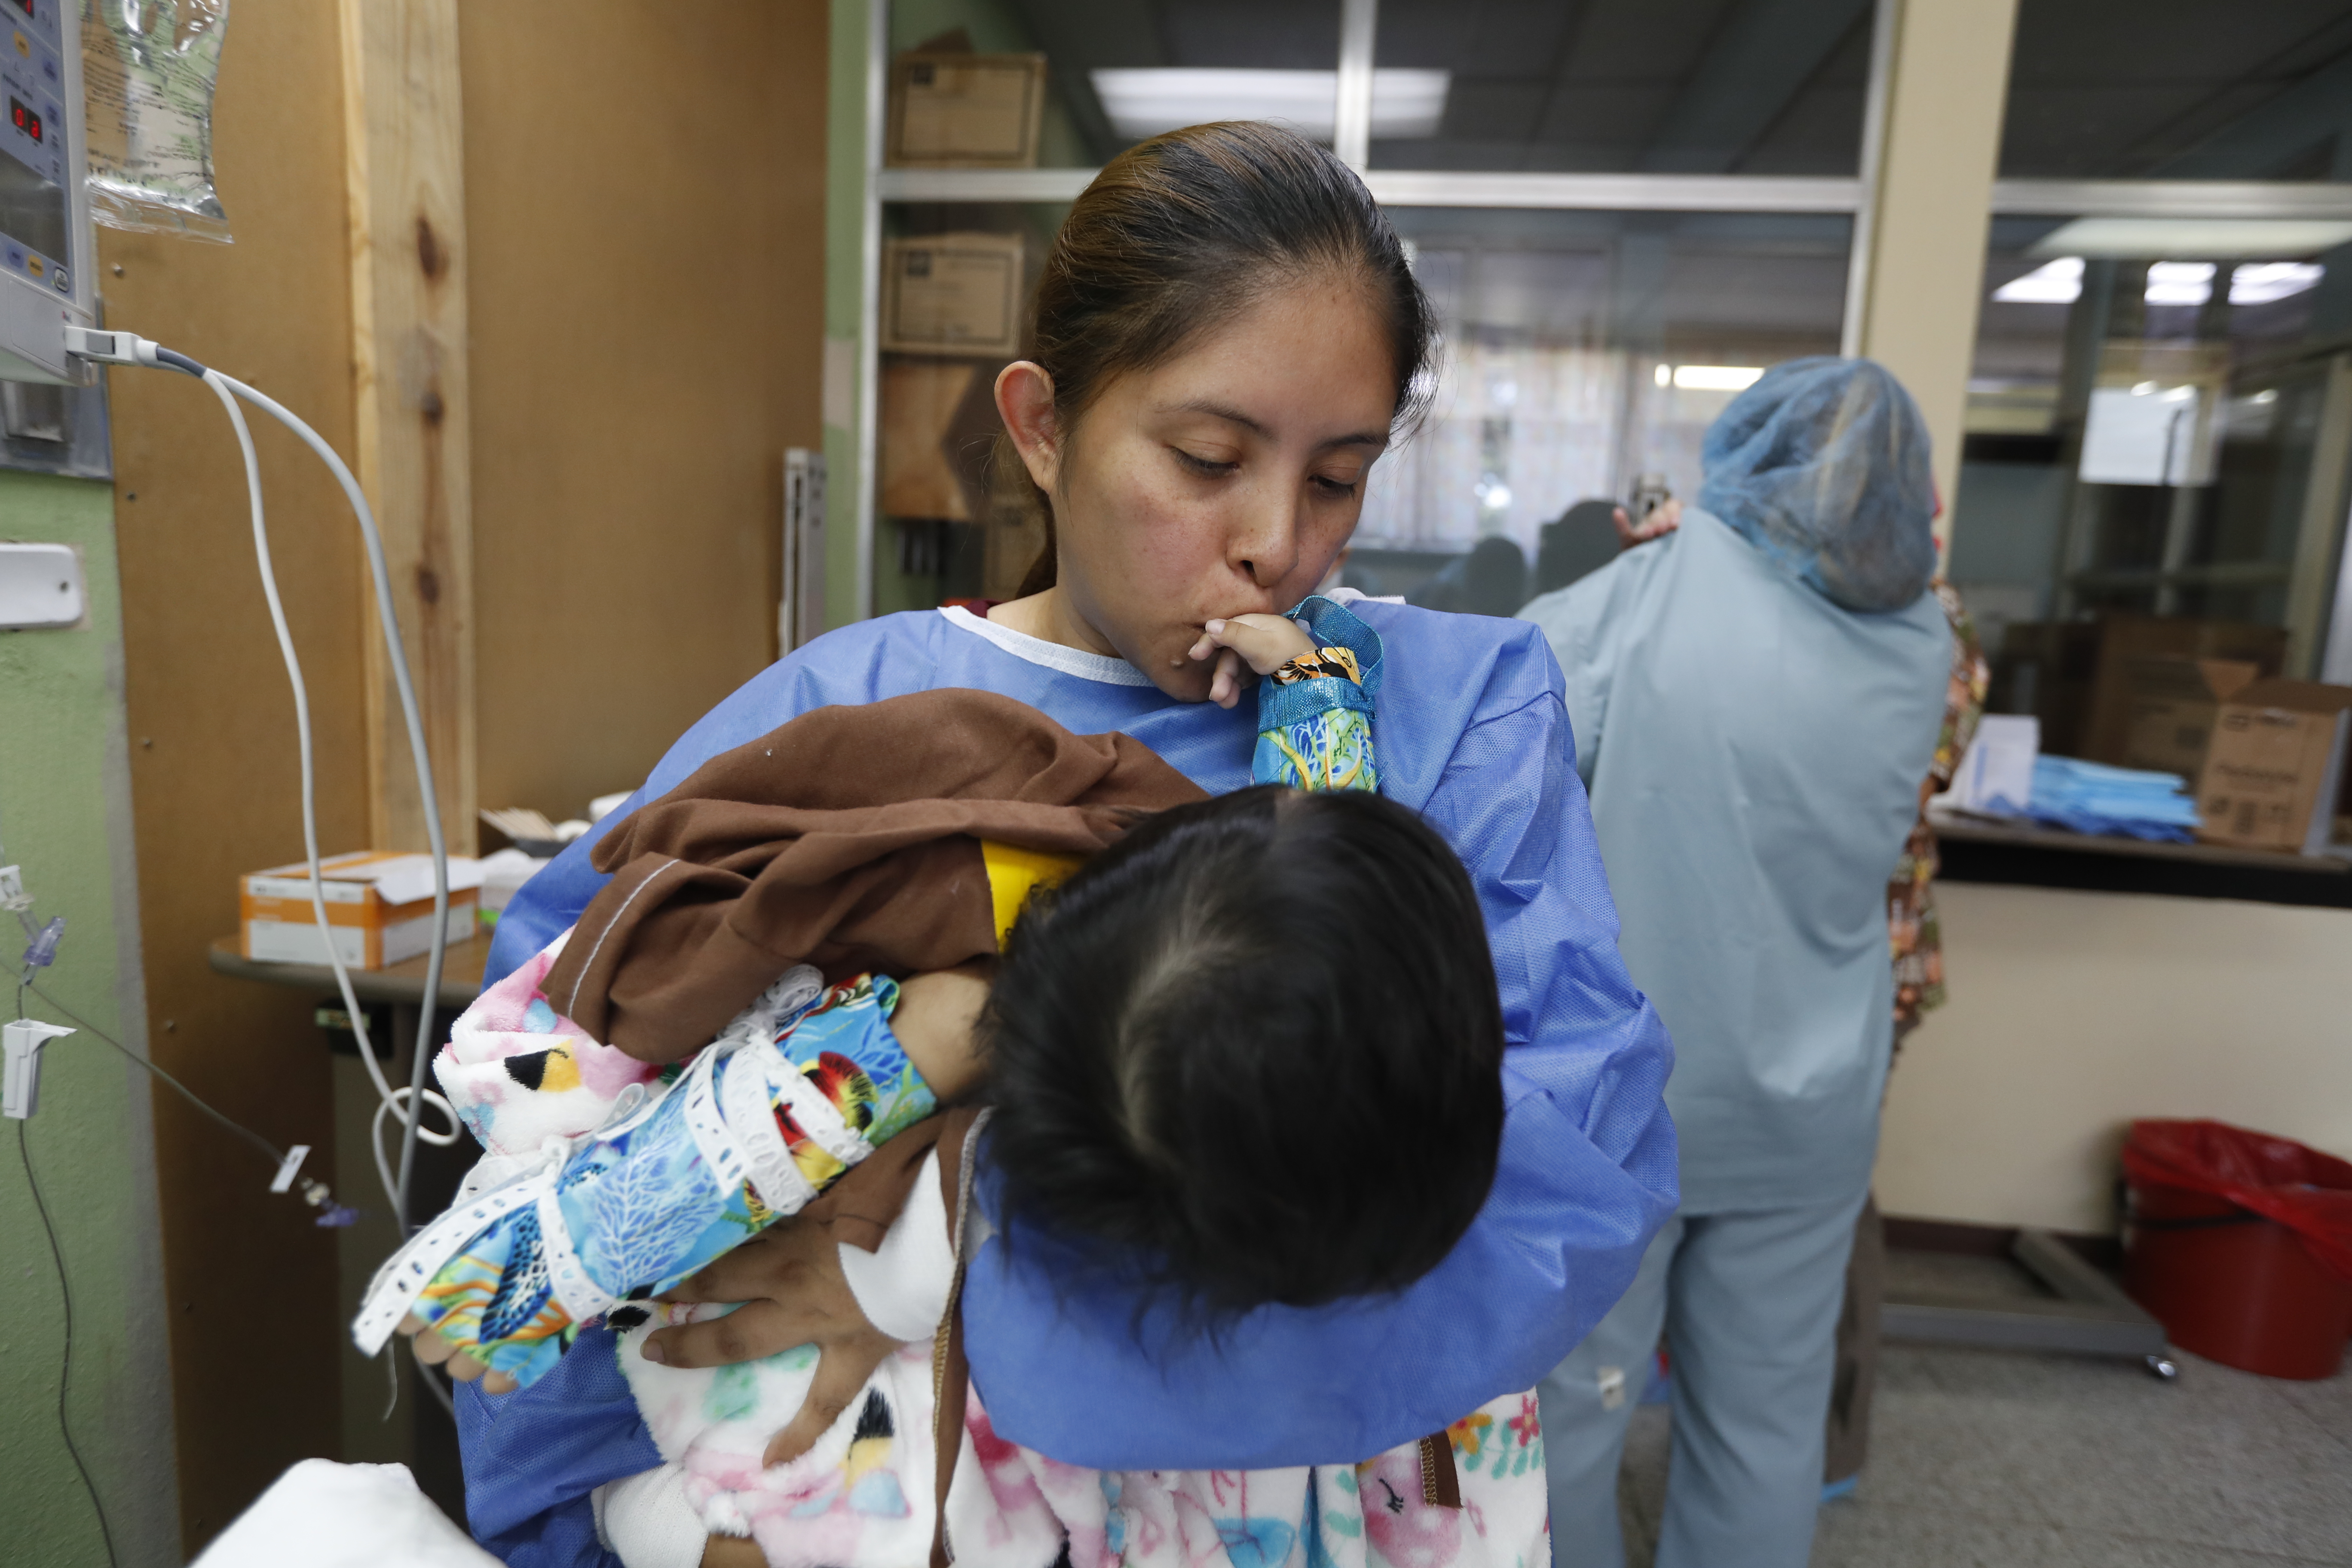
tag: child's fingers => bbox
[481,1371,518,1396]
[760,1329,903,1468]
[446,1351,490,1384]
[1209,646,1243,709]
[1200,614,1314,676]
[411,1326,457,1366]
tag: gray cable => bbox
[215,373,454,1236]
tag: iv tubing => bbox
[191,365,457,1232]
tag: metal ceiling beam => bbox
[877,166,2352,222]
[1990,179,2352,218]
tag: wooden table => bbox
[207,932,494,1011]
[1930,815,2351,875]
[206,931,493,1513]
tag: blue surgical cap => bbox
[1697,356,1937,613]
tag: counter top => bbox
[208,933,493,1010]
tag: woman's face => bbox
[998,274,1400,702]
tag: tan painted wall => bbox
[466,0,831,825]
[1877,882,2352,1233]
[103,3,367,1550]
[101,1,832,1547]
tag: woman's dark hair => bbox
[980,785,1505,1316]
[1006,121,1437,595]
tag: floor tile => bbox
[2271,1366,2352,1459]
[1813,1504,2077,1568]
[1599,1338,2352,1568]
[1997,1352,2352,1563]
[1617,1404,1667,1566]
[1840,1382,2056,1524]
[2058,1528,2351,1566]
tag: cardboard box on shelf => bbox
[2114,655,2262,777]
[241,851,480,969]
[2195,680,2352,854]
[887,52,1047,168]
[879,359,983,521]
[2080,616,2287,763]
[1995,615,2287,761]
[881,234,1026,358]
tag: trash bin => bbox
[2122,1119,2352,1380]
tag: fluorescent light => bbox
[1993,256,2082,303]
[1672,364,1764,391]
[2028,217,2352,260]
[1653,363,1672,387]
[2231,261,2323,304]
[1090,68,1450,142]
[2144,260,2214,306]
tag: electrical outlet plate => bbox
[0,541,84,629]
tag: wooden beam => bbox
[1846,0,2021,524]
[339,0,476,854]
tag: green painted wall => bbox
[0,470,177,1566]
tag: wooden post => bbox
[1844,0,2022,524]
[339,0,476,854]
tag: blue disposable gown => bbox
[460,603,1676,1567]
[1519,510,1950,1216]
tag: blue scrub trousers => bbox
[1537,1191,1868,1568]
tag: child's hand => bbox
[401,1315,520,1395]
[1187,613,1316,710]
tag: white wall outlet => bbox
[0,542,86,631]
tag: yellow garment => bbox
[980,840,1084,948]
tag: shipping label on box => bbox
[242,851,481,969]
[2196,680,2352,854]
[882,234,1025,358]
[2117,656,2260,777]
[888,53,1046,168]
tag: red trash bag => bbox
[2122,1119,2352,1379]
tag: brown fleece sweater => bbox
[540,688,1205,1063]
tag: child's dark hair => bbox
[1007,121,1436,595]
[980,786,1505,1315]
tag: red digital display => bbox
[8,0,31,19]
[9,97,39,143]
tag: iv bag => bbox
[80,0,232,242]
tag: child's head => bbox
[982,785,1504,1314]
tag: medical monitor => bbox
[0,0,94,385]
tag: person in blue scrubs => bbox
[454,122,1676,1568]
[1517,358,1953,1568]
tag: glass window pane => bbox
[2001,1,2352,180]
[1368,0,1877,175]
[873,197,1072,612]
[1951,216,2352,763]
[890,2,1342,169]
[1353,209,1852,607]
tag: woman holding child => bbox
[443,122,1677,1568]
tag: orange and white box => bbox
[241,851,482,969]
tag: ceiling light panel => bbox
[1090,68,1451,143]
